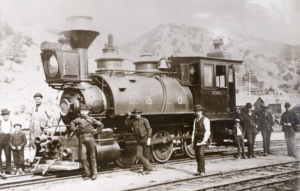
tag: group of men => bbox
[0,93,51,178]
[1,94,298,180]
[234,102,298,160]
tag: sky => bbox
[0,0,299,45]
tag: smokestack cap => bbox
[59,16,99,35]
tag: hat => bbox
[80,105,89,111]
[245,103,253,108]
[284,102,291,108]
[194,104,204,111]
[260,103,269,108]
[34,93,43,98]
[132,108,142,114]
[0,108,10,115]
[235,118,240,122]
[13,123,22,128]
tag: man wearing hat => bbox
[191,104,211,176]
[233,118,247,159]
[280,102,299,158]
[239,103,258,158]
[125,108,153,174]
[29,93,52,147]
[0,108,13,177]
[257,103,274,156]
[70,105,104,180]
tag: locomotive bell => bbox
[158,56,170,72]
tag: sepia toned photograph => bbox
[0,0,299,190]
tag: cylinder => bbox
[95,141,120,165]
[62,148,73,157]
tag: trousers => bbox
[246,132,256,157]
[136,135,152,171]
[12,150,24,169]
[235,136,245,155]
[261,130,272,154]
[0,134,11,173]
[194,144,206,173]
[284,126,296,156]
[79,134,97,177]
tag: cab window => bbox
[204,65,213,87]
[216,65,226,88]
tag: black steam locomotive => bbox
[35,16,242,173]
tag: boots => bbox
[237,148,241,159]
[0,172,7,179]
[19,168,25,175]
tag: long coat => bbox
[239,111,258,134]
[257,111,274,131]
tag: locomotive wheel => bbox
[116,149,137,168]
[151,130,173,163]
[182,130,195,159]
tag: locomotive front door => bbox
[200,60,230,119]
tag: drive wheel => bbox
[182,130,195,158]
[151,130,173,163]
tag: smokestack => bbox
[59,16,99,79]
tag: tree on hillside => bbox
[5,32,27,70]
[2,22,14,36]
[23,36,35,47]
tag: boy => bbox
[9,123,27,175]
[233,118,247,159]
[0,108,13,178]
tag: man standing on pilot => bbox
[191,104,211,176]
[70,105,104,180]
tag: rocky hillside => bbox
[0,21,299,124]
[120,23,300,93]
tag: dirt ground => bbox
[7,131,299,191]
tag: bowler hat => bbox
[284,102,291,108]
[235,118,240,122]
[34,93,43,98]
[132,108,142,114]
[194,104,204,111]
[245,103,253,108]
[260,103,269,108]
[80,105,89,111]
[13,123,22,128]
[0,108,10,115]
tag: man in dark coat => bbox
[239,103,258,158]
[257,103,274,156]
[125,108,153,174]
[191,104,211,176]
[70,105,104,180]
[280,102,299,158]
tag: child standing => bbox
[9,123,27,175]
[233,118,247,159]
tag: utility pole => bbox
[237,76,245,95]
[246,71,253,96]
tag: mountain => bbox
[120,23,300,93]
[0,21,299,124]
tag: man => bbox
[29,93,52,147]
[280,102,299,158]
[125,108,152,174]
[70,105,104,180]
[257,103,274,156]
[239,103,258,158]
[0,108,13,178]
[191,104,211,176]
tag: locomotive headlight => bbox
[46,55,59,77]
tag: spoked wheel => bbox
[116,148,137,168]
[151,130,173,163]
[182,130,195,159]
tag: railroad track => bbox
[125,161,300,191]
[0,140,298,190]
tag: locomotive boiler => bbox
[36,16,242,173]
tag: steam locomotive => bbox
[34,16,242,174]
